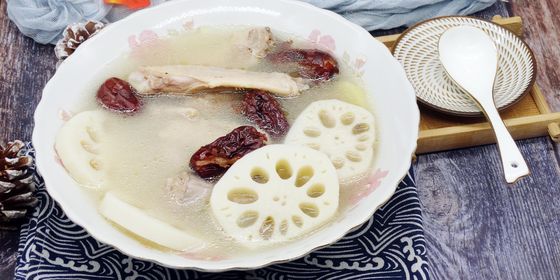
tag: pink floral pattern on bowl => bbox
[53,152,65,169]
[308,29,336,51]
[58,109,73,122]
[183,20,195,31]
[349,168,389,205]
[354,57,366,70]
[179,251,227,261]
[35,0,419,270]
[128,29,160,50]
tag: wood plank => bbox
[0,7,56,143]
[417,112,560,153]
[491,15,524,36]
[418,92,542,131]
[531,84,552,114]
[510,0,560,212]
[415,137,560,280]
[0,1,558,280]
[510,0,560,112]
[415,2,560,280]
[376,14,560,154]
[0,1,57,278]
[377,33,400,49]
[549,122,560,143]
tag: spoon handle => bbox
[477,97,530,183]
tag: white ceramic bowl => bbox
[33,0,419,271]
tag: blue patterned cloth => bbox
[7,0,496,44]
[15,145,429,279]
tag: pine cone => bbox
[55,20,105,60]
[0,140,37,230]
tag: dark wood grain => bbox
[509,0,560,163]
[414,2,560,279]
[416,138,560,280]
[510,0,560,112]
[0,3,57,142]
[0,1,559,280]
[0,0,57,278]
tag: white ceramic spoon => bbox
[438,26,529,183]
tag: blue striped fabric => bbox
[15,145,429,279]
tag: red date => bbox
[267,48,339,81]
[190,126,268,179]
[241,90,289,138]
[97,77,142,113]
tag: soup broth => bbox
[72,26,377,257]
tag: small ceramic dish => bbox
[393,16,536,117]
[32,0,419,271]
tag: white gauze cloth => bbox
[7,0,496,45]
[7,0,111,44]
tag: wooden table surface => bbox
[1,1,559,279]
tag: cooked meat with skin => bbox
[128,65,309,97]
[233,27,275,59]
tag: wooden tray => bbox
[375,16,560,154]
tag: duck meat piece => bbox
[233,27,275,59]
[128,65,309,98]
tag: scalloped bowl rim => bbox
[32,0,419,271]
